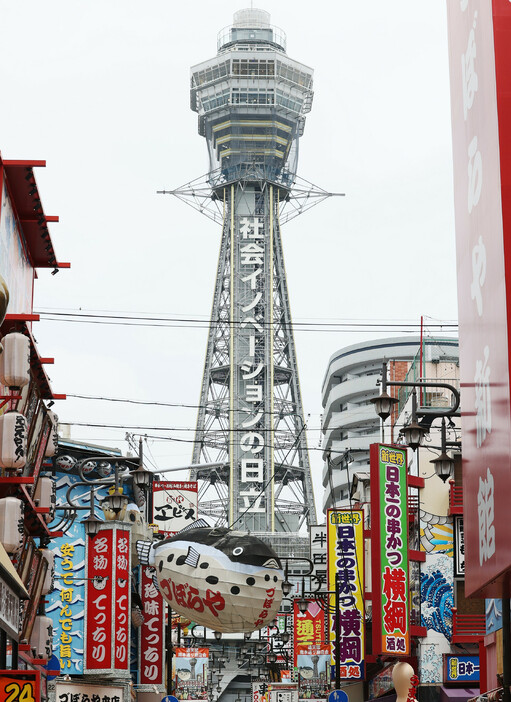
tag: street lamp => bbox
[82,489,103,537]
[430,418,455,482]
[372,361,461,468]
[401,389,427,451]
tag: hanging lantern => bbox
[97,460,112,477]
[40,549,55,595]
[30,614,53,659]
[0,411,27,471]
[55,454,76,472]
[0,332,30,390]
[139,524,284,633]
[34,476,56,523]
[0,497,24,552]
[45,411,59,458]
[81,460,96,475]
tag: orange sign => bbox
[0,671,40,702]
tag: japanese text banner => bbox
[327,509,365,681]
[370,444,409,656]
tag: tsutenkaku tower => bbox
[188,8,317,532]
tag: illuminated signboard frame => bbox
[370,443,410,657]
[326,508,365,681]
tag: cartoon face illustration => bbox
[153,526,283,633]
[92,576,108,590]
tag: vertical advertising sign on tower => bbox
[446,0,511,597]
[84,524,131,675]
[235,210,270,530]
[326,509,365,681]
[370,444,409,656]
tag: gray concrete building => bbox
[321,335,459,512]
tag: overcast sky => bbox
[0,1,458,515]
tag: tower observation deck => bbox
[189,8,317,533]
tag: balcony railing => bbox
[449,480,463,515]
[451,608,486,642]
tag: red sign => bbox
[139,565,165,686]
[446,0,511,597]
[85,528,114,671]
[114,528,130,670]
[293,600,325,667]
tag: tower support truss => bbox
[190,179,316,530]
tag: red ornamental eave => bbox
[0,314,66,401]
[0,158,70,271]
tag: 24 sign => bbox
[0,671,40,702]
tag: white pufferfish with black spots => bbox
[137,520,284,633]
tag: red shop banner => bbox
[139,565,165,687]
[84,524,131,674]
[447,0,511,597]
[114,528,130,671]
[293,599,325,667]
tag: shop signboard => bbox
[293,599,325,667]
[370,444,409,656]
[444,654,480,684]
[138,564,165,688]
[327,508,365,680]
[84,523,131,675]
[369,663,395,700]
[446,0,511,597]
[46,473,88,675]
[54,680,126,702]
[0,176,34,315]
[152,481,198,535]
[310,525,327,591]
[0,578,20,640]
[0,670,40,702]
[454,516,465,578]
[173,646,208,701]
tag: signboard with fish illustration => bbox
[137,521,283,633]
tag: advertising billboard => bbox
[173,647,209,701]
[326,509,365,681]
[152,481,198,536]
[370,444,409,656]
[446,0,511,597]
[84,524,131,675]
[138,564,165,688]
[0,179,34,315]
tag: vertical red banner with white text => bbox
[114,528,130,671]
[139,565,165,687]
[85,528,114,671]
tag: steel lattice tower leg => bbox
[191,180,316,531]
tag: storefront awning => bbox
[441,687,480,702]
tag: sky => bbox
[0,1,459,517]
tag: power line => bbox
[35,309,458,333]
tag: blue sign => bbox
[329,690,349,702]
[445,655,480,683]
[44,654,61,681]
[161,696,179,702]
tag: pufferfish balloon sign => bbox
[137,521,284,633]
